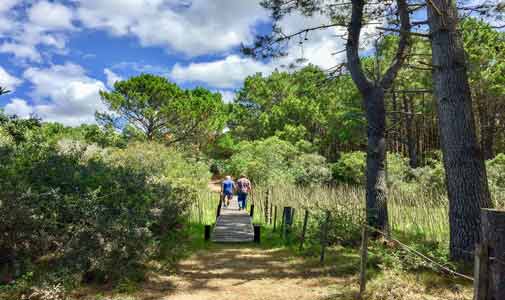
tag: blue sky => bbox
[0,0,282,125]
[0,0,497,126]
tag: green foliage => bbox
[226,137,297,185]
[39,123,127,148]
[0,115,210,287]
[291,154,332,186]
[331,151,366,185]
[0,114,41,144]
[226,137,330,186]
[408,159,446,193]
[369,238,451,273]
[386,153,410,187]
[99,74,227,145]
[462,18,505,96]
[229,66,365,160]
[487,153,505,206]
[205,133,237,160]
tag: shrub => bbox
[291,154,332,186]
[331,151,366,184]
[409,159,446,193]
[0,135,208,285]
[487,153,505,206]
[386,153,410,187]
[226,137,298,185]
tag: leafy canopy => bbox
[98,74,227,145]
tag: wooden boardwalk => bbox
[212,196,254,243]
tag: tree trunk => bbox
[427,1,492,261]
[477,95,496,160]
[364,87,389,232]
[403,94,418,168]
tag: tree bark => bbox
[477,95,497,160]
[346,0,410,232]
[427,1,493,261]
[364,87,389,232]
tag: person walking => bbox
[221,176,235,208]
[236,175,252,210]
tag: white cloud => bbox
[0,42,41,62]
[0,0,20,35]
[28,1,74,31]
[104,68,123,88]
[0,0,20,13]
[0,1,73,62]
[218,90,236,103]
[17,63,107,126]
[0,66,22,91]
[4,98,33,118]
[76,0,269,56]
[170,55,272,88]
[168,10,380,89]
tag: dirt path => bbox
[137,245,353,300]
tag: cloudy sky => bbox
[0,1,496,126]
[0,0,354,126]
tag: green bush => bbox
[408,159,446,193]
[0,127,208,286]
[487,153,505,206]
[331,151,366,185]
[386,153,410,187]
[226,137,298,185]
[226,137,331,187]
[291,154,332,186]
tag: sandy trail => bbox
[138,246,352,300]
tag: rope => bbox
[365,225,474,282]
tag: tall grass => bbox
[188,190,220,225]
[189,185,451,245]
[249,185,450,244]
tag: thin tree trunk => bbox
[346,0,410,233]
[427,1,492,261]
[403,94,418,168]
[478,94,496,160]
[364,87,389,232]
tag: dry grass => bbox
[358,270,472,300]
[75,245,352,300]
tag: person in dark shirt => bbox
[221,176,235,208]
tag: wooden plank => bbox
[473,243,488,300]
[480,209,505,300]
[212,196,254,243]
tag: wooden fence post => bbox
[280,207,286,237]
[204,225,211,241]
[299,210,309,252]
[268,200,273,225]
[473,243,489,300]
[273,206,278,232]
[216,196,222,220]
[320,210,330,263]
[282,207,293,239]
[479,209,505,300]
[254,225,261,243]
[359,224,369,299]
[265,189,270,224]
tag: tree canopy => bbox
[98,74,227,146]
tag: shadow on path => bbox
[137,245,359,300]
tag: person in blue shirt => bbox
[221,176,235,208]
